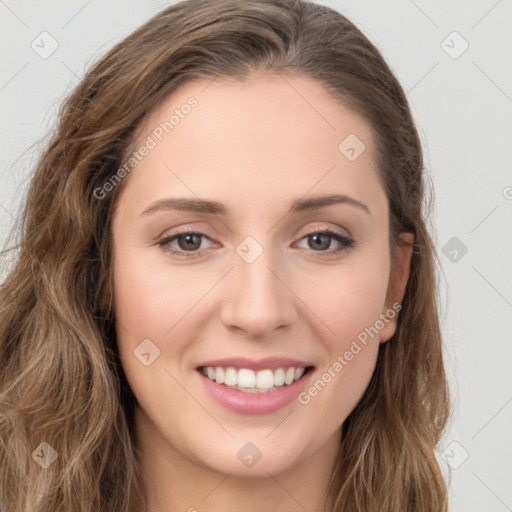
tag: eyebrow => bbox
[140,193,371,216]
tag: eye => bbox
[157,228,354,259]
[295,229,354,256]
[157,231,214,259]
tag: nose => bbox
[219,248,298,339]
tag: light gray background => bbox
[1,1,511,511]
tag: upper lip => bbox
[196,357,314,371]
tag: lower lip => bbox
[197,369,314,415]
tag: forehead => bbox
[117,73,387,222]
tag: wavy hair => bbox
[0,0,450,510]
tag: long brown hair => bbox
[0,0,450,510]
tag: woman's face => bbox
[112,73,411,478]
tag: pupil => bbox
[179,234,201,250]
[310,233,330,250]
[176,234,332,252]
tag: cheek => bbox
[113,252,207,410]
[299,256,390,347]
[113,250,227,386]
[293,251,389,423]
[112,252,187,387]
[330,272,388,343]
[114,251,204,340]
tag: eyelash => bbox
[157,228,354,259]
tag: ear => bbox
[379,232,414,343]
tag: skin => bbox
[112,72,413,511]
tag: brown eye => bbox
[176,233,202,251]
[296,229,354,256]
[307,233,332,251]
[157,231,213,259]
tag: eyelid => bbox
[296,224,351,240]
[292,227,354,255]
[156,228,217,259]
[159,223,351,243]
[157,225,354,259]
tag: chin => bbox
[186,433,313,478]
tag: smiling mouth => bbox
[198,365,314,393]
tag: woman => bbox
[0,0,450,510]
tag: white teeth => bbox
[215,367,225,385]
[224,367,237,386]
[274,368,285,386]
[201,365,309,392]
[237,368,256,388]
[294,367,305,380]
[284,367,295,385]
[256,369,274,389]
